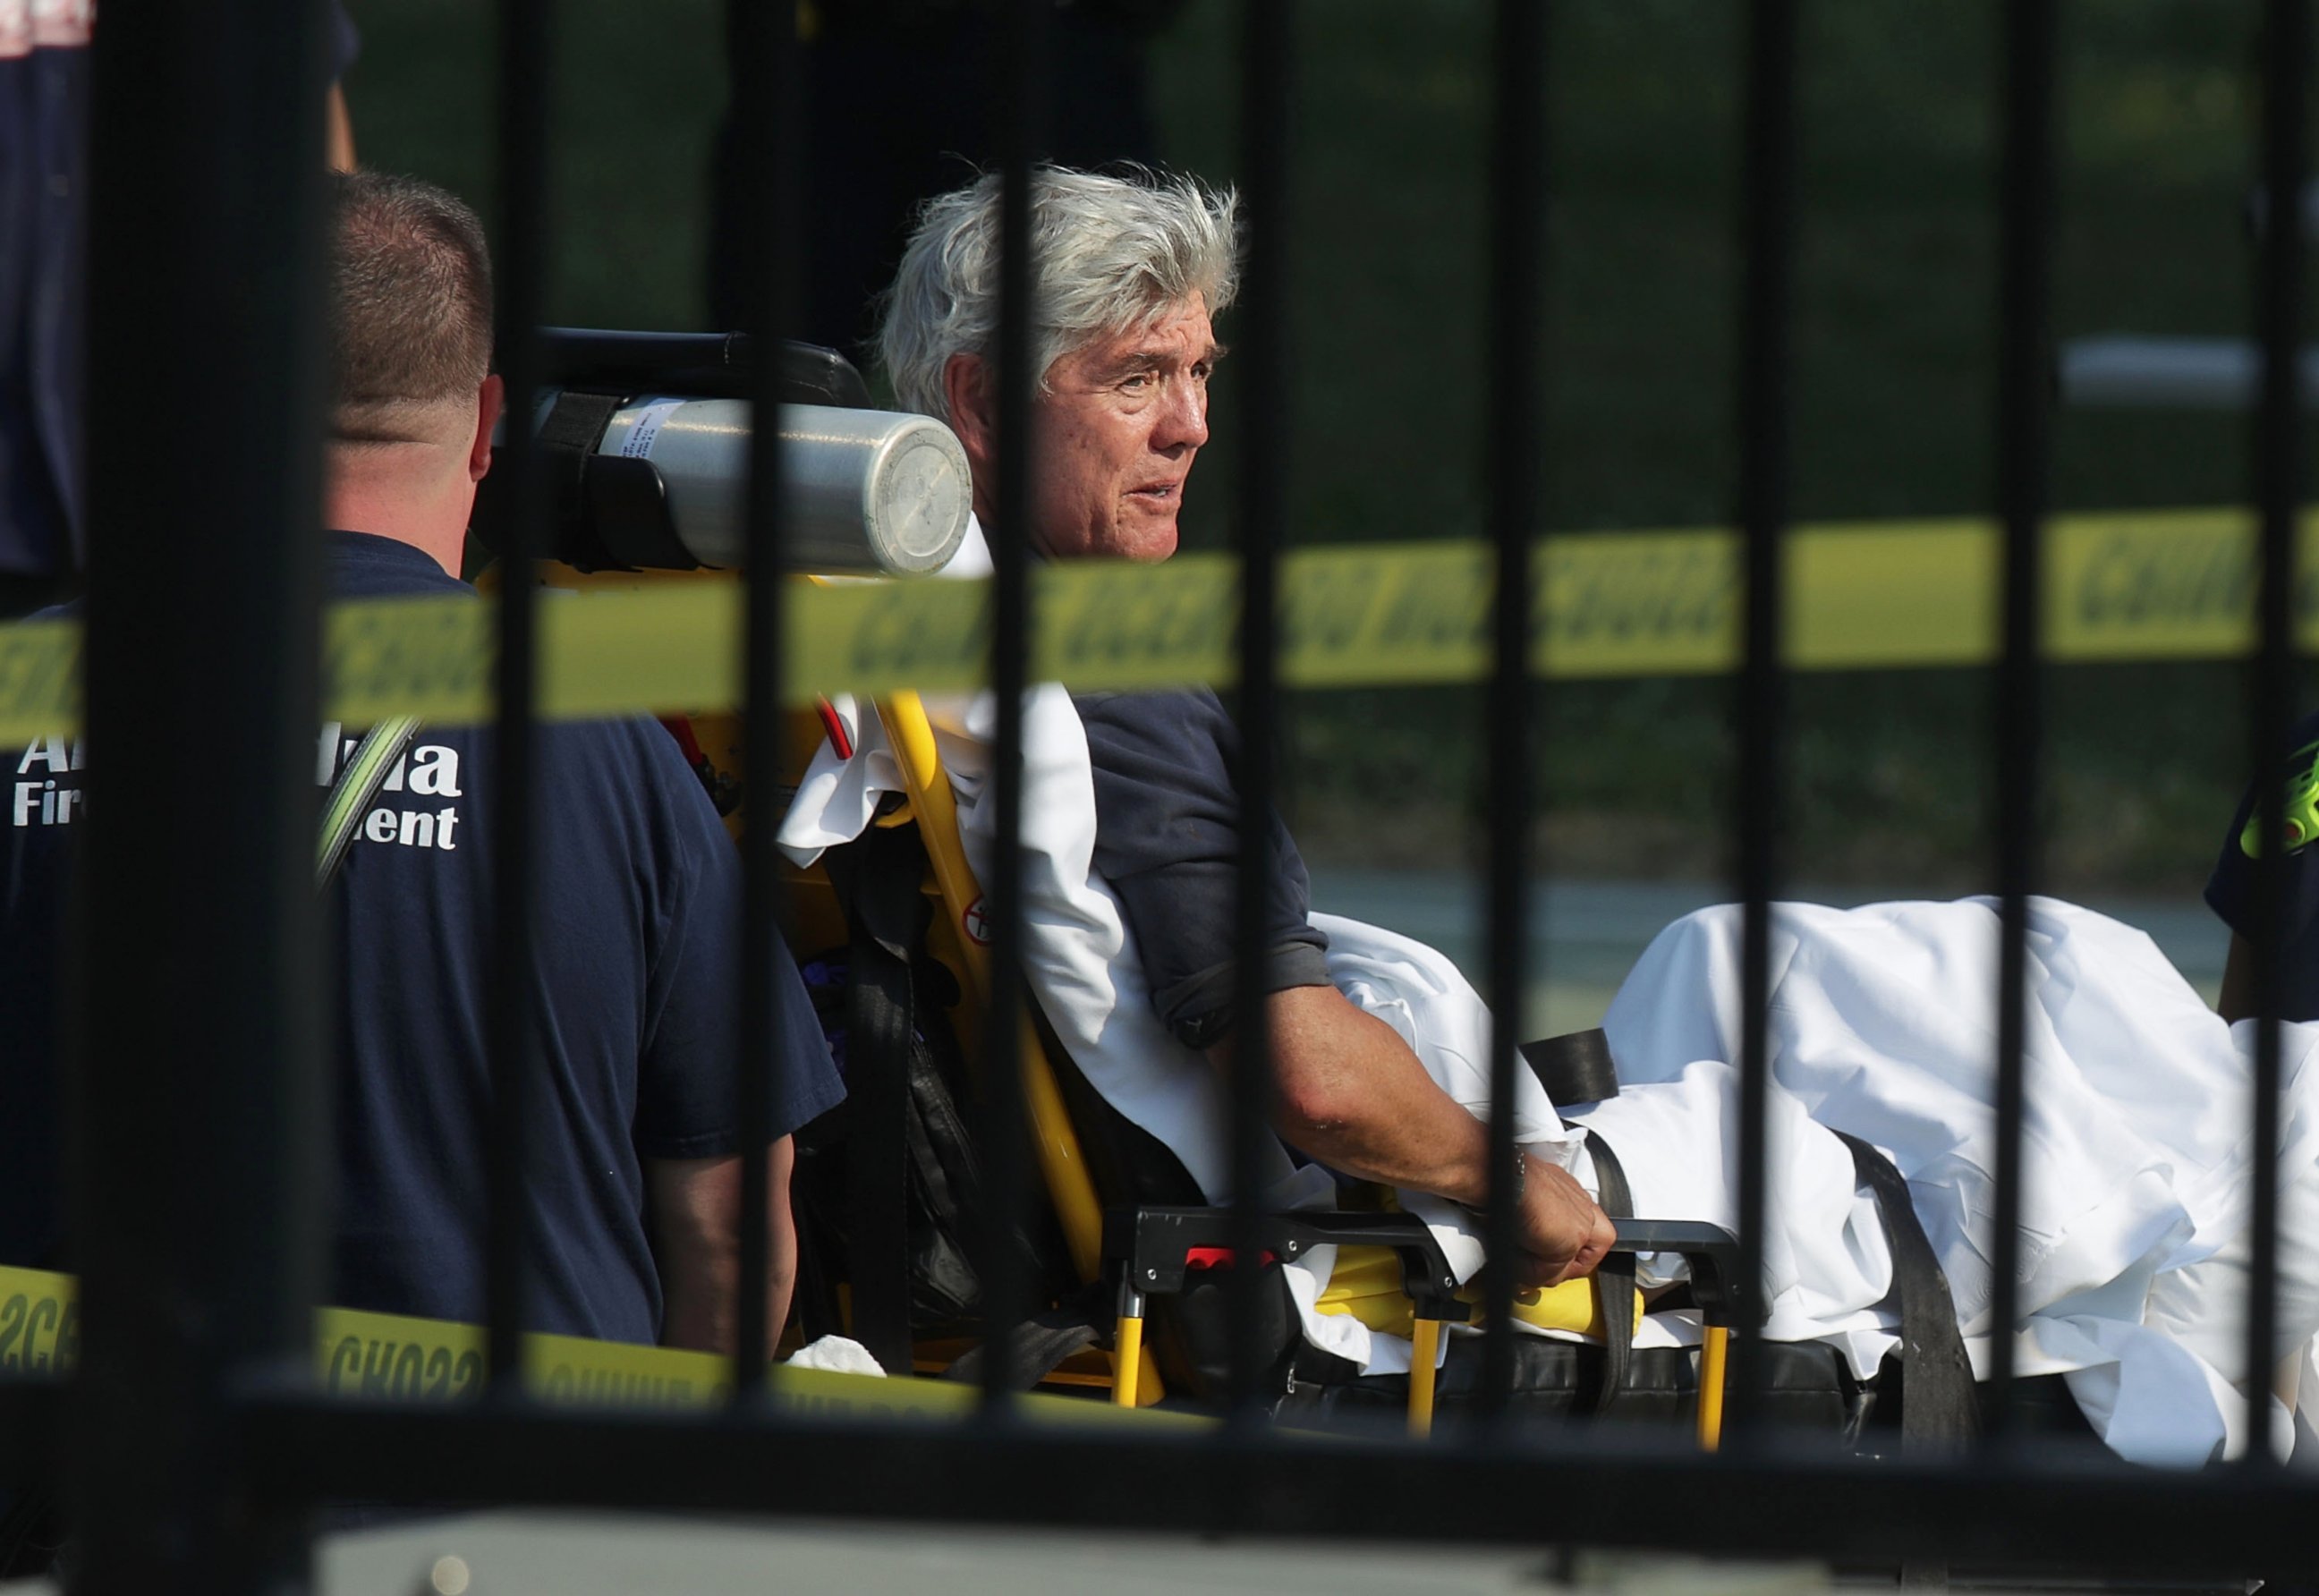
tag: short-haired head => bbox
[328,170,495,445]
[878,165,1240,423]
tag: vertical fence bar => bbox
[1228,0,1292,1421]
[2245,0,2307,1457]
[72,0,332,1586]
[978,0,1049,1413]
[485,0,553,1390]
[1729,0,1799,1437]
[1478,0,1547,1420]
[1985,0,2058,1437]
[732,0,803,1403]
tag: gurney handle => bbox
[1606,1218,1753,1329]
[1604,1219,1746,1455]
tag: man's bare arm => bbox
[1206,984,1613,1286]
[645,1136,798,1356]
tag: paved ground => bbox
[0,1519,1831,1596]
[1306,870,2227,1040]
[322,1517,1829,1596]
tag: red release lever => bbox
[1184,1246,1280,1271]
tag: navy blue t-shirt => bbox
[1075,687,1330,1050]
[2206,708,2319,1021]
[0,532,844,1345]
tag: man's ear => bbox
[469,374,505,482]
[941,353,996,469]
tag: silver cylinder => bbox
[594,397,972,573]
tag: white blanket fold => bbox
[1601,897,2319,1464]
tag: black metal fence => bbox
[4,0,2318,1590]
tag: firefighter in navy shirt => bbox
[0,172,843,1353]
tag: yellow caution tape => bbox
[0,1264,1202,1430]
[0,1264,75,1380]
[0,617,78,750]
[2,508,2312,743]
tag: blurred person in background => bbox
[707,0,1186,363]
[0,0,359,615]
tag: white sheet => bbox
[1601,898,2319,1464]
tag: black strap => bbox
[534,389,625,537]
[1834,1131,1978,1457]
[1582,1132,1637,1416]
[1522,1029,1621,1106]
[841,823,926,1374]
[1516,1028,1629,1413]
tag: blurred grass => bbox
[346,0,2295,895]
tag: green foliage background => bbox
[344,0,2304,894]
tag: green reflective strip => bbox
[318,715,423,885]
[2238,738,2319,859]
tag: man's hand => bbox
[1509,1155,1616,1288]
[1220,987,1618,1288]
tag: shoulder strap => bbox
[1582,1130,1636,1416]
[1832,1130,1978,1456]
[316,716,424,889]
[1519,1032,1632,1412]
[1522,1028,1621,1107]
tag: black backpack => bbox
[787,821,1079,1374]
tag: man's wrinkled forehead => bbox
[1048,296,1224,383]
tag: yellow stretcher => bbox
[817,687,1742,1445]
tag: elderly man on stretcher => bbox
[779,165,2319,1467]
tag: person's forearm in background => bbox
[646,1136,799,1356]
[327,82,355,171]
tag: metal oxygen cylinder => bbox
[588,397,973,574]
[512,392,973,577]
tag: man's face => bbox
[1030,294,1218,562]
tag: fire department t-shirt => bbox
[0,532,843,1345]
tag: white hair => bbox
[878,166,1241,422]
